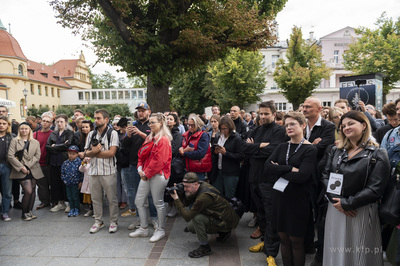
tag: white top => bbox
[85,129,119,176]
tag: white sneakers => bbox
[129,227,165,242]
[150,229,165,242]
[50,202,67,213]
[90,222,105,234]
[129,227,149,238]
[128,220,140,230]
[109,222,118,233]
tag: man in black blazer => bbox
[303,97,336,266]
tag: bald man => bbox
[230,106,248,138]
[303,97,335,266]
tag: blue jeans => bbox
[195,172,206,181]
[213,170,239,199]
[122,165,156,218]
[117,170,127,203]
[0,163,12,215]
[66,184,80,210]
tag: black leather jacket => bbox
[322,145,390,211]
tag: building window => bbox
[118,91,123,99]
[52,105,55,111]
[92,91,97,100]
[262,55,266,68]
[323,101,332,107]
[39,104,42,109]
[51,87,54,97]
[38,85,42,95]
[41,73,48,78]
[131,91,137,99]
[45,86,48,96]
[78,92,83,100]
[85,92,90,100]
[138,90,144,99]
[271,55,280,68]
[275,102,287,111]
[57,89,60,98]
[98,91,104,100]
[105,91,110,99]
[30,84,34,95]
[334,50,339,64]
[28,69,34,75]
[124,91,130,99]
[18,64,23,75]
[112,91,117,100]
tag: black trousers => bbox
[250,181,280,258]
[50,165,68,202]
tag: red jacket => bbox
[138,136,172,179]
[182,130,212,172]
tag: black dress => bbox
[264,142,317,237]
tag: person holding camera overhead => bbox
[84,109,119,234]
[129,113,172,242]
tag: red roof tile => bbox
[0,29,27,60]
[52,60,78,78]
[27,60,71,88]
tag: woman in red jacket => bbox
[129,113,172,242]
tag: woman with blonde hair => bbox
[7,122,43,220]
[129,113,172,242]
[179,115,212,181]
[322,110,390,265]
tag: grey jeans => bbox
[135,174,168,229]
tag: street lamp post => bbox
[22,88,28,117]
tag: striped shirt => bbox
[85,129,119,176]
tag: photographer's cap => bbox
[182,172,199,183]
[136,102,150,110]
[67,145,79,153]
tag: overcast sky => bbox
[1,0,400,79]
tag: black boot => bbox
[188,244,212,258]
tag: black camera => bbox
[165,183,184,195]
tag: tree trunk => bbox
[147,76,171,113]
[292,103,300,111]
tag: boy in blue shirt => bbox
[61,145,83,217]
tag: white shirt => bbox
[306,115,322,140]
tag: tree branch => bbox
[96,0,133,44]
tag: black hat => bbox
[182,172,199,183]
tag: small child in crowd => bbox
[61,145,83,217]
[79,157,93,217]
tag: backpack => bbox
[379,138,400,225]
[200,186,245,219]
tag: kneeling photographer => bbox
[169,172,240,258]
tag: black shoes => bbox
[13,201,22,209]
[188,244,212,258]
[216,231,231,243]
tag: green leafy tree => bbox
[55,105,75,117]
[274,26,331,110]
[50,0,287,112]
[28,106,50,117]
[90,70,117,89]
[343,13,400,100]
[205,48,266,111]
[170,66,215,115]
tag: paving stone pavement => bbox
[0,199,393,265]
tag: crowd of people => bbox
[0,96,399,265]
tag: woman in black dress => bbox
[265,112,317,266]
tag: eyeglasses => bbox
[284,122,300,128]
[149,121,159,125]
[188,124,196,128]
[220,127,229,131]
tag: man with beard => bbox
[121,102,157,230]
[85,109,119,234]
[242,101,288,266]
[170,172,239,258]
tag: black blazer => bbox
[307,118,336,162]
[210,132,244,181]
